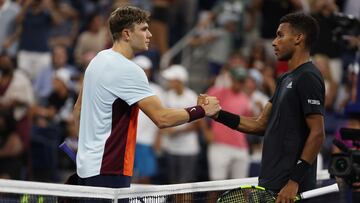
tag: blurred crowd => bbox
[0,0,360,187]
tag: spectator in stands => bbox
[206,67,253,180]
[168,0,198,46]
[160,65,202,183]
[194,0,248,47]
[7,0,63,81]
[132,55,164,184]
[261,63,277,97]
[0,0,20,57]
[248,40,267,71]
[0,109,23,179]
[0,53,34,178]
[313,54,338,113]
[69,0,102,28]
[311,0,343,84]
[243,68,268,177]
[31,68,76,182]
[147,0,170,56]
[73,12,109,66]
[253,0,303,60]
[190,12,240,85]
[213,51,248,88]
[244,68,269,116]
[49,1,79,50]
[33,45,78,105]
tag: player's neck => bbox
[288,50,311,71]
[112,41,134,59]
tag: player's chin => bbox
[136,46,149,52]
[276,54,287,61]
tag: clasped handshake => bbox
[197,94,221,118]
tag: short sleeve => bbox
[106,64,154,106]
[296,72,325,116]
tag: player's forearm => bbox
[289,114,325,184]
[73,97,81,137]
[139,96,211,128]
[73,87,83,137]
[300,129,325,164]
[73,106,81,137]
[213,110,266,135]
[237,117,267,135]
[300,114,326,163]
[289,129,324,185]
[152,108,190,129]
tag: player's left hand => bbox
[276,180,298,203]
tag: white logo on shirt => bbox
[308,99,320,105]
[286,81,293,88]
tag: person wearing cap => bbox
[33,45,78,105]
[32,67,77,181]
[72,6,220,189]
[132,55,164,184]
[205,66,253,180]
[243,68,269,177]
[244,68,269,116]
[159,64,202,184]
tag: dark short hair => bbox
[108,6,150,42]
[280,12,319,50]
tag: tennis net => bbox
[0,170,339,202]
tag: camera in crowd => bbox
[332,12,360,48]
[329,128,360,188]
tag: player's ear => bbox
[121,29,131,41]
[295,33,304,46]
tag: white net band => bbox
[0,170,331,200]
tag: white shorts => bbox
[208,143,250,180]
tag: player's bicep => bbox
[138,95,163,117]
[305,114,325,135]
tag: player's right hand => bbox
[200,96,221,117]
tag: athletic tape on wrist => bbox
[290,159,311,184]
[185,105,205,122]
[215,110,240,129]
